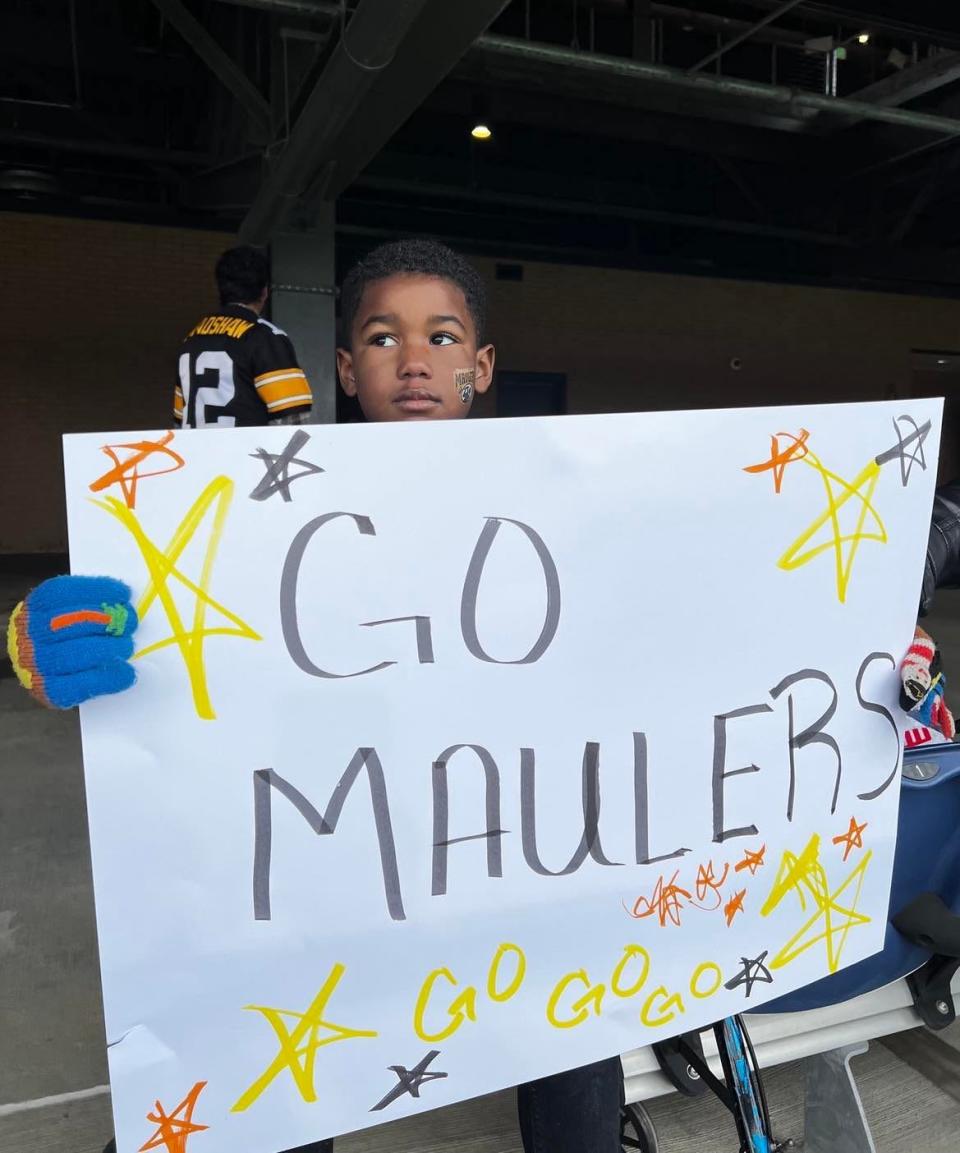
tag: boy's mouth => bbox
[394,388,442,413]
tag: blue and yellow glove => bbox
[6,575,138,709]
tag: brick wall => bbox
[472,259,960,416]
[0,213,228,553]
[3,212,960,553]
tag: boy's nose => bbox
[398,348,432,379]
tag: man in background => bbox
[175,245,313,428]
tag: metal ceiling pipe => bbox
[240,0,430,242]
[214,0,339,16]
[475,34,960,138]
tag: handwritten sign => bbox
[63,401,940,1153]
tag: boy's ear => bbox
[336,347,357,396]
[474,343,496,395]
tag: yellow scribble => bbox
[760,833,872,973]
[778,451,886,604]
[232,963,378,1112]
[92,476,260,719]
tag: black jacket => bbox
[922,481,960,614]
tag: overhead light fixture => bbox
[470,92,493,142]
[857,32,870,45]
[938,358,950,366]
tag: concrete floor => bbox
[2,566,960,1153]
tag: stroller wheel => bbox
[621,1102,658,1153]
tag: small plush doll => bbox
[900,624,956,740]
[7,575,138,709]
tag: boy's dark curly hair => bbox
[340,239,487,346]
[215,245,270,307]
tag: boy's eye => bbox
[369,333,399,347]
[430,332,458,346]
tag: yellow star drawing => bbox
[760,834,873,974]
[93,475,261,719]
[232,963,378,1112]
[777,453,886,604]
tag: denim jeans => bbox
[111,1060,622,1153]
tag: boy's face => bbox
[337,274,495,422]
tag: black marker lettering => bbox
[252,751,405,921]
[769,669,841,820]
[520,742,622,875]
[280,512,394,678]
[712,704,772,843]
[432,744,506,896]
[855,652,900,801]
[634,732,690,863]
[460,517,561,664]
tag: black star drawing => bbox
[724,951,774,999]
[875,415,931,487]
[369,1050,448,1112]
[249,429,324,502]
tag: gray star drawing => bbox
[875,415,930,487]
[724,951,774,999]
[369,1050,448,1112]
[249,429,324,502]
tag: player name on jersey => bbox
[187,315,255,339]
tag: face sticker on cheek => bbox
[455,368,475,405]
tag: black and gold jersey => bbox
[174,305,312,428]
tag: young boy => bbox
[8,239,623,1152]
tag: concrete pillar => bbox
[269,208,337,423]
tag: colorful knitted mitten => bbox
[900,626,956,740]
[7,575,138,709]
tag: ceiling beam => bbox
[474,35,960,138]
[146,0,272,135]
[313,0,513,201]
[688,0,804,75]
[240,0,511,240]
[213,0,338,14]
[239,0,432,241]
[352,174,852,247]
[0,129,212,167]
[819,49,960,135]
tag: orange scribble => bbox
[724,889,747,926]
[735,844,767,875]
[140,1080,208,1153]
[832,817,868,862]
[743,429,810,493]
[89,430,185,509]
[50,609,111,631]
[625,870,691,927]
[692,859,729,910]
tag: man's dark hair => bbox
[215,245,270,307]
[339,238,487,346]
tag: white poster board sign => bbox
[63,401,940,1153]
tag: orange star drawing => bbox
[140,1080,208,1153]
[833,817,868,862]
[743,430,810,493]
[89,431,185,509]
[724,889,747,926]
[735,844,766,875]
